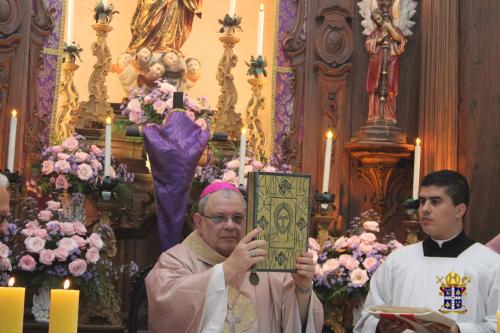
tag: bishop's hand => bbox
[292,252,315,292]
[376,318,412,333]
[427,324,460,333]
[223,228,268,284]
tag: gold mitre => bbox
[445,272,461,286]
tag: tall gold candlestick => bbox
[245,75,267,162]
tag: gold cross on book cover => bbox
[246,172,311,271]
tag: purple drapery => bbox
[142,112,210,252]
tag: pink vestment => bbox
[146,231,324,332]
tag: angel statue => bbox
[358,0,417,124]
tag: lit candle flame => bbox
[326,131,333,140]
[8,277,15,287]
[64,279,70,290]
[259,3,264,10]
[11,109,17,117]
[416,138,421,146]
[106,117,112,125]
[241,127,247,135]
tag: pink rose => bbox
[88,233,104,250]
[362,257,379,271]
[51,145,62,154]
[363,220,380,233]
[57,153,71,160]
[359,242,373,254]
[54,159,71,173]
[21,228,35,237]
[226,159,240,169]
[33,228,48,239]
[58,237,78,252]
[262,165,277,172]
[143,95,152,104]
[60,222,75,236]
[345,257,360,271]
[186,111,196,122]
[41,160,54,175]
[195,118,208,131]
[46,200,61,211]
[90,159,102,171]
[339,254,352,266]
[61,137,79,151]
[68,259,87,277]
[129,109,142,124]
[347,235,360,247]
[71,235,86,248]
[19,255,37,271]
[243,165,253,175]
[127,98,141,113]
[251,160,264,169]
[360,232,377,244]
[75,152,89,163]
[24,236,46,254]
[222,170,238,184]
[39,249,56,265]
[153,100,167,114]
[0,243,9,258]
[159,82,176,94]
[77,163,93,181]
[322,258,340,274]
[349,268,369,287]
[54,247,69,261]
[335,237,348,250]
[55,175,69,190]
[73,222,87,236]
[0,257,12,271]
[90,145,103,156]
[184,96,201,112]
[37,210,53,222]
[85,247,100,264]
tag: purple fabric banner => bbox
[142,112,210,252]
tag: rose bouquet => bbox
[309,210,403,308]
[27,135,134,201]
[122,80,213,129]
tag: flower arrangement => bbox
[27,135,134,200]
[122,80,213,130]
[309,210,403,306]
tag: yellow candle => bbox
[0,277,25,333]
[49,280,79,333]
[497,310,499,332]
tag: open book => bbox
[366,305,456,333]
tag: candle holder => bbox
[402,197,422,245]
[77,9,114,128]
[53,43,81,144]
[244,55,268,162]
[311,191,343,249]
[212,16,243,138]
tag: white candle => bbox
[228,0,236,18]
[256,4,265,56]
[321,131,334,193]
[412,138,422,199]
[238,128,247,185]
[65,0,74,45]
[7,109,17,171]
[104,117,112,177]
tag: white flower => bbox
[77,163,93,181]
[58,237,78,252]
[0,242,9,258]
[350,268,369,287]
[24,236,46,254]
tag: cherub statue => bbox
[161,50,187,91]
[358,0,417,124]
[94,0,119,24]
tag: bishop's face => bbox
[418,185,466,240]
[194,191,245,257]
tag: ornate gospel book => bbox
[246,172,311,272]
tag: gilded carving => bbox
[244,77,267,161]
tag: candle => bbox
[228,0,236,18]
[6,109,17,171]
[238,128,247,186]
[497,310,499,332]
[0,278,25,333]
[65,0,74,44]
[412,138,422,199]
[49,280,79,333]
[256,4,265,56]
[321,131,334,193]
[104,117,112,177]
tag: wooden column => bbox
[418,0,459,175]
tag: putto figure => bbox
[358,0,417,124]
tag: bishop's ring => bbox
[249,249,257,258]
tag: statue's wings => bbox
[358,0,417,37]
[393,0,418,36]
[358,0,378,36]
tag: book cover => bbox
[366,305,456,332]
[246,172,311,272]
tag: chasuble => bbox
[354,239,500,333]
[146,230,324,333]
